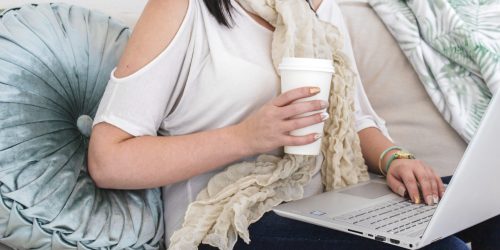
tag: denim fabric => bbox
[199,176,499,250]
[457,214,500,250]
[442,176,500,250]
[200,212,468,250]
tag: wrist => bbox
[229,123,257,157]
[382,149,400,173]
[384,150,416,175]
[378,146,402,176]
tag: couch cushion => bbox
[338,1,467,176]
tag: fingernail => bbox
[314,134,322,140]
[310,87,321,95]
[414,195,421,204]
[433,195,439,204]
[425,195,433,206]
[320,101,328,109]
[397,186,406,197]
[320,113,329,121]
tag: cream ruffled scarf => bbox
[169,0,368,249]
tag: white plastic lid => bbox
[278,57,335,73]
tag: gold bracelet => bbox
[378,146,403,176]
[385,151,416,174]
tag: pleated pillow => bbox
[0,3,164,249]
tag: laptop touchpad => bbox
[339,182,392,199]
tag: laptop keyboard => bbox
[333,198,436,236]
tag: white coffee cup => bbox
[279,57,335,155]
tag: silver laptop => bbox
[274,90,500,249]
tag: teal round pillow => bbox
[0,3,163,249]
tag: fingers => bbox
[272,87,329,143]
[282,112,329,131]
[399,169,421,204]
[386,174,407,197]
[390,160,443,205]
[425,165,440,204]
[242,87,328,154]
[432,168,446,198]
[273,87,322,107]
[280,100,328,119]
[417,164,443,204]
[413,164,435,205]
[283,133,322,146]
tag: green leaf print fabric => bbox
[369,0,500,142]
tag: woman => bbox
[88,0,496,249]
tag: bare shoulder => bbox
[114,0,190,78]
[312,0,323,11]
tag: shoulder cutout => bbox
[114,0,190,78]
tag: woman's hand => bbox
[235,86,329,155]
[386,159,446,206]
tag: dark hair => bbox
[203,0,316,27]
[203,0,234,27]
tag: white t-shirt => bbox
[92,0,389,245]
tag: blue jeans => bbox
[441,176,500,250]
[199,176,500,250]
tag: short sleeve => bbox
[317,0,391,139]
[353,79,391,139]
[92,0,195,137]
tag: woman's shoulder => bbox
[114,0,193,78]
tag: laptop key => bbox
[333,197,436,234]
